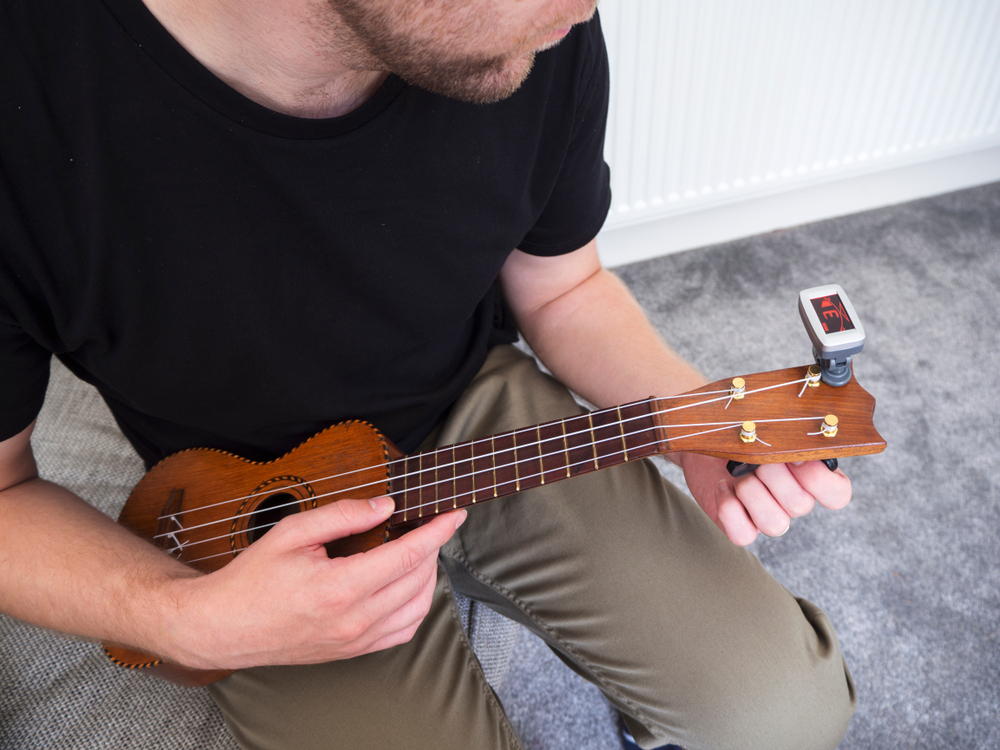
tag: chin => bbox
[439,51,537,104]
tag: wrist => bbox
[140,566,214,669]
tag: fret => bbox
[490,437,498,498]
[512,431,521,492]
[469,439,478,503]
[389,460,409,523]
[617,400,662,460]
[452,441,475,508]
[417,453,424,518]
[537,426,545,484]
[587,413,600,469]
[537,421,569,484]
[473,438,494,504]
[425,451,440,518]
[589,407,634,469]
[560,420,571,478]
[491,433,519,496]
[511,426,543,493]
[403,457,420,521]
[451,446,457,509]
[433,447,455,514]
[433,450,439,515]
[427,446,456,512]
[616,406,629,461]
[403,456,414,522]
[563,414,598,476]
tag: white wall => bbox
[595,0,1000,267]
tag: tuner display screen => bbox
[810,293,856,333]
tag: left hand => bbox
[680,453,853,546]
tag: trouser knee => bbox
[628,600,857,750]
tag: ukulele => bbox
[103,364,885,686]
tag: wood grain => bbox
[653,366,884,463]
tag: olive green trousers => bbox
[209,345,856,750]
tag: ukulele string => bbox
[151,376,812,541]
[169,420,750,549]
[153,386,731,522]
[180,423,748,565]
[390,423,769,518]
[165,413,825,551]
[156,375,811,524]
[180,415,827,565]
[154,378,813,536]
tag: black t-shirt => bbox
[0,0,611,467]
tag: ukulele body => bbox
[103,420,401,686]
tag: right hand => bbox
[163,496,465,670]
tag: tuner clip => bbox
[726,458,840,477]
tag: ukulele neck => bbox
[385,364,887,528]
[387,398,664,528]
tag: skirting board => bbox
[596,145,1000,269]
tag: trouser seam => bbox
[439,566,523,750]
[444,546,657,731]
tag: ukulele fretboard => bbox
[387,399,661,527]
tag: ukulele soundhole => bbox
[247,493,299,543]
[231,475,317,555]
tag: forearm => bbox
[514,267,707,410]
[0,478,198,657]
[0,472,464,670]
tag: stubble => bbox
[320,0,541,104]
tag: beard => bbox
[325,1,544,104]
[389,49,538,105]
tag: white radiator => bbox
[599,0,1000,233]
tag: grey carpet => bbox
[496,181,1000,749]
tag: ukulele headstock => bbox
[652,365,885,464]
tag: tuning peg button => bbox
[726,461,759,477]
[730,378,746,400]
[727,458,838,477]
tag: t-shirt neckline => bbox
[100,0,408,139]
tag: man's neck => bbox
[141,0,388,119]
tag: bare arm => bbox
[0,421,463,669]
[500,239,851,545]
[0,421,199,649]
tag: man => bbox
[0,1,857,748]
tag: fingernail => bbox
[369,496,394,514]
[766,521,791,538]
[454,509,468,530]
[717,480,732,493]
[791,461,804,466]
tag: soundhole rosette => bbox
[230,475,317,556]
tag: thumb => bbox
[273,496,395,549]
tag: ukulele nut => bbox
[740,421,757,443]
[820,414,839,437]
[730,377,746,400]
[807,364,822,387]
